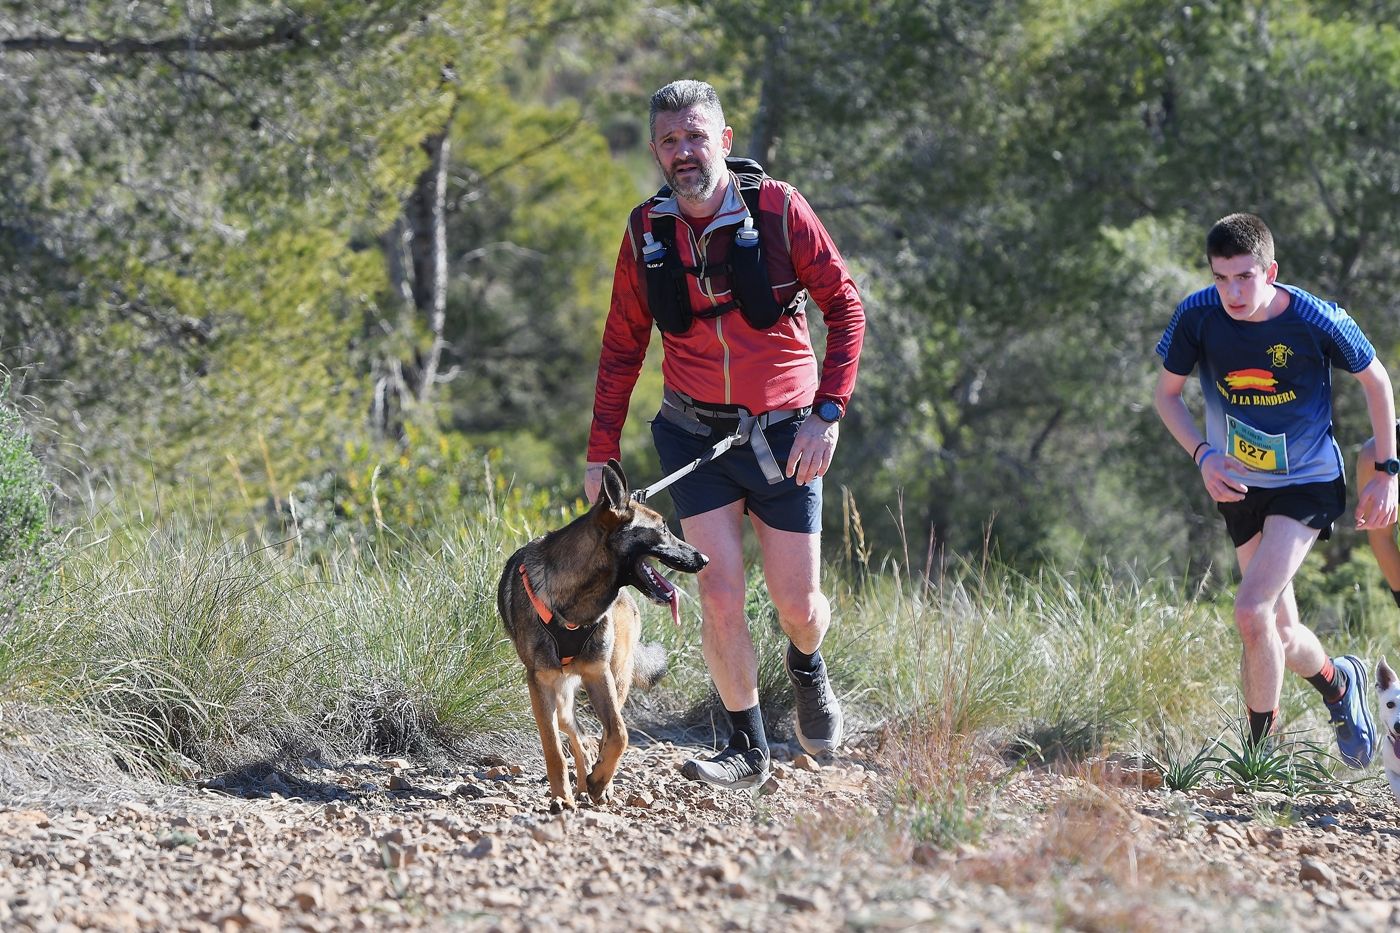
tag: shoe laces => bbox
[710,745,765,780]
[790,667,833,710]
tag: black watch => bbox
[1376,458,1400,476]
[814,399,844,423]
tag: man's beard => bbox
[665,159,720,202]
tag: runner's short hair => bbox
[649,80,725,141]
[1206,213,1275,269]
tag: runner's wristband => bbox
[1191,441,1209,464]
[1197,449,1220,470]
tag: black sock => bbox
[787,642,822,675]
[1247,708,1278,746]
[1305,657,1347,705]
[726,705,768,757]
[1392,588,1400,610]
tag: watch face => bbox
[1382,459,1400,476]
[816,400,842,422]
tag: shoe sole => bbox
[680,759,770,790]
[1337,654,1377,769]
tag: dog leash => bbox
[630,431,741,503]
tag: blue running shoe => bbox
[1325,655,1377,769]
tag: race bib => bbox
[1226,415,1289,474]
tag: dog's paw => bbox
[549,794,577,813]
[586,774,613,804]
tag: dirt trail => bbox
[3,733,1400,931]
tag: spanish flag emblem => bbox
[1224,369,1278,393]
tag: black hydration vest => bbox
[642,157,799,335]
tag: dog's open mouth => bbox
[1392,732,1400,760]
[635,558,681,627]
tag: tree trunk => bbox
[747,25,788,167]
[411,126,451,405]
[370,98,458,439]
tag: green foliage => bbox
[0,379,54,694]
[1145,741,1219,793]
[906,783,986,851]
[0,388,48,570]
[18,505,528,774]
[1211,731,1340,797]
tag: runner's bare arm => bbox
[1153,365,1248,502]
[1352,358,1398,529]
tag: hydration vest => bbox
[641,157,802,335]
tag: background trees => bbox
[3,0,1398,592]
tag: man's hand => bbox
[785,416,839,486]
[1356,474,1399,530]
[1199,450,1250,502]
[583,461,607,503]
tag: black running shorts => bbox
[1216,477,1346,548]
[650,410,821,534]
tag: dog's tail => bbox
[632,642,668,689]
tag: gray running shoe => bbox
[680,733,770,790]
[786,653,844,755]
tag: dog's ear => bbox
[1378,657,1396,692]
[605,458,628,490]
[595,458,629,517]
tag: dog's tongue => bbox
[669,587,681,628]
[1392,734,1400,761]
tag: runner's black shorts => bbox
[650,409,821,534]
[1216,477,1346,548]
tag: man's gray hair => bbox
[649,80,725,140]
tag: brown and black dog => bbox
[497,459,707,807]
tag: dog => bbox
[497,459,707,807]
[1377,657,1400,803]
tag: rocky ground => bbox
[3,726,1400,932]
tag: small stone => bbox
[699,860,741,883]
[447,782,484,799]
[381,843,417,869]
[792,754,821,772]
[460,837,495,858]
[381,758,411,770]
[724,879,755,899]
[288,882,322,912]
[387,774,412,791]
[1208,821,1245,845]
[1300,858,1336,886]
[777,890,825,912]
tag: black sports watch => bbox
[1376,458,1400,476]
[814,399,844,423]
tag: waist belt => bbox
[659,386,809,485]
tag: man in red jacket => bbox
[585,79,866,789]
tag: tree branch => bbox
[1,19,305,56]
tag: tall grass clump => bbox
[302,528,526,757]
[831,556,1238,758]
[0,374,56,696]
[23,496,531,776]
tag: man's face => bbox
[650,105,732,203]
[1210,253,1278,321]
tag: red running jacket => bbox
[587,171,866,462]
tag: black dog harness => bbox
[519,564,599,667]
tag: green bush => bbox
[0,379,53,693]
[0,394,48,568]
